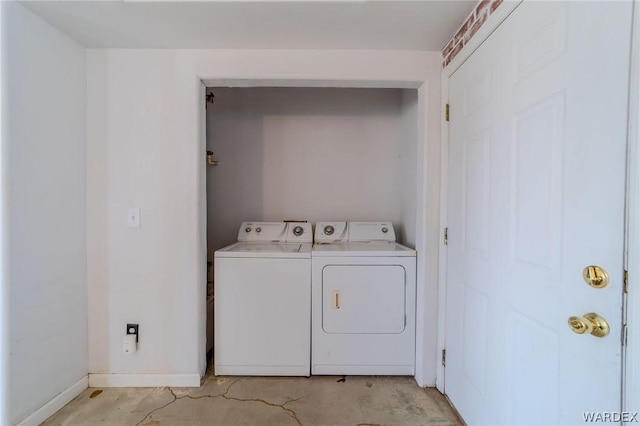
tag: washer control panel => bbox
[238,222,312,243]
[315,222,349,244]
[238,222,288,242]
[285,222,313,243]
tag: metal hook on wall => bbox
[205,91,215,109]
[207,151,219,166]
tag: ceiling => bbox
[21,1,475,50]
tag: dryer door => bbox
[322,264,406,334]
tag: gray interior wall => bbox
[206,89,265,252]
[399,88,418,246]
[206,87,418,251]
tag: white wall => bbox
[86,50,206,384]
[86,48,440,386]
[3,2,87,423]
[206,87,418,252]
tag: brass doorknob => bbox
[583,265,609,289]
[568,313,610,338]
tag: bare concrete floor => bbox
[43,372,462,426]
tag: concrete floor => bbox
[42,371,462,426]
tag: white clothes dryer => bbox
[214,221,312,376]
[312,221,416,375]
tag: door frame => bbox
[200,75,439,386]
[436,0,523,392]
[436,1,639,416]
[624,0,640,414]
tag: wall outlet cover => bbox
[126,323,139,342]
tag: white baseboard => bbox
[88,373,201,388]
[17,376,88,426]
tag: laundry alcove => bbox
[205,86,419,254]
[204,86,419,358]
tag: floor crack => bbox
[134,389,177,426]
[134,380,238,426]
[222,394,303,426]
[134,379,302,426]
[220,381,303,426]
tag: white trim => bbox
[443,0,523,76]
[436,75,449,393]
[0,0,8,423]
[624,0,640,416]
[437,0,523,394]
[413,82,430,388]
[197,79,208,379]
[88,373,201,388]
[16,376,88,426]
[202,77,434,387]
[201,78,421,90]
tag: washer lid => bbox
[312,241,415,257]
[216,242,312,258]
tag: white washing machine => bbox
[214,221,312,376]
[312,221,416,375]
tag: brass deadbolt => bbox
[582,265,609,289]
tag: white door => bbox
[445,2,633,425]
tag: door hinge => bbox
[444,227,448,246]
[624,269,629,294]
[441,349,446,367]
[445,103,450,122]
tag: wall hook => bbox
[205,92,215,108]
[207,150,219,166]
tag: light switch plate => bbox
[127,208,140,228]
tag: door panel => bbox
[214,258,311,372]
[462,286,488,394]
[511,95,564,273]
[506,310,560,423]
[446,2,633,425]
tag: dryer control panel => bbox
[348,222,396,242]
